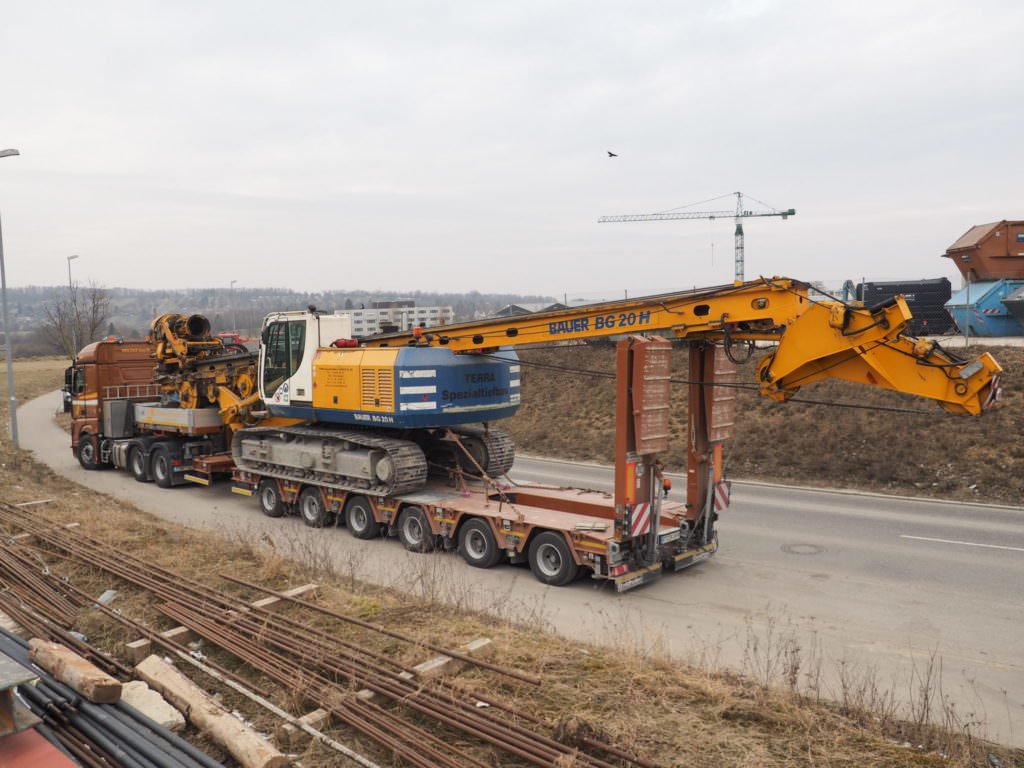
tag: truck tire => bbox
[298,487,332,528]
[528,531,577,587]
[397,506,435,553]
[458,518,503,569]
[344,496,379,540]
[150,446,174,489]
[76,432,101,471]
[258,479,285,518]
[129,447,151,483]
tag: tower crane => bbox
[598,191,795,282]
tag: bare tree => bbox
[40,282,112,357]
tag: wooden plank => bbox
[28,639,122,704]
[357,637,493,706]
[121,681,185,732]
[136,655,287,768]
[274,708,329,749]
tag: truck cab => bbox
[68,341,158,468]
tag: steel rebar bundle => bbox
[0,501,656,767]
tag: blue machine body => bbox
[267,347,521,428]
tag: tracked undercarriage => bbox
[233,425,514,497]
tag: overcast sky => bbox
[0,1,1020,299]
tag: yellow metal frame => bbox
[364,277,808,351]
[362,276,1002,416]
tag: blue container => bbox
[945,280,1024,337]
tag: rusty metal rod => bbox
[162,601,619,768]
[159,602,471,768]
[56,580,274,700]
[1,503,650,768]
[220,573,543,686]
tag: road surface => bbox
[20,392,1024,747]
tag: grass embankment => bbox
[507,343,1022,504]
[0,358,1020,767]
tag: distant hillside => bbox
[5,285,555,355]
[505,344,1022,504]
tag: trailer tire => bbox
[458,518,502,569]
[345,496,379,540]
[298,487,332,528]
[76,432,101,471]
[151,446,174,489]
[528,531,577,587]
[397,506,435,553]
[258,479,285,518]
[129,447,151,483]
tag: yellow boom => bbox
[363,277,1001,416]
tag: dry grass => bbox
[508,343,1023,504]
[1,357,1022,767]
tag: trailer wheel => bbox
[258,479,285,518]
[345,496,380,540]
[528,531,577,587]
[458,518,502,569]
[76,432,101,471]
[298,487,332,528]
[397,506,435,553]
[151,446,174,489]
[129,447,151,483]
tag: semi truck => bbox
[67,277,1002,591]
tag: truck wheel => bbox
[345,496,379,540]
[528,531,577,587]
[298,487,332,528]
[150,446,174,489]
[397,506,435,553]
[258,479,285,518]
[77,433,101,470]
[129,447,151,483]
[458,518,503,569]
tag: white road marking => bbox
[900,534,1024,553]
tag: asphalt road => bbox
[20,392,1024,747]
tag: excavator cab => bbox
[257,309,353,410]
[260,315,308,402]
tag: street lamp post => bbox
[230,280,238,331]
[1,148,20,450]
[66,254,80,357]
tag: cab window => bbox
[262,320,306,396]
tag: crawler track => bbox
[450,426,515,476]
[233,425,429,497]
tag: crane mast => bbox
[598,191,795,281]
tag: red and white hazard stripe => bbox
[629,502,651,538]
[713,481,732,512]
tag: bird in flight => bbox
[607,151,618,157]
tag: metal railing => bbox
[102,383,161,400]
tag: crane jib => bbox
[549,310,653,335]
